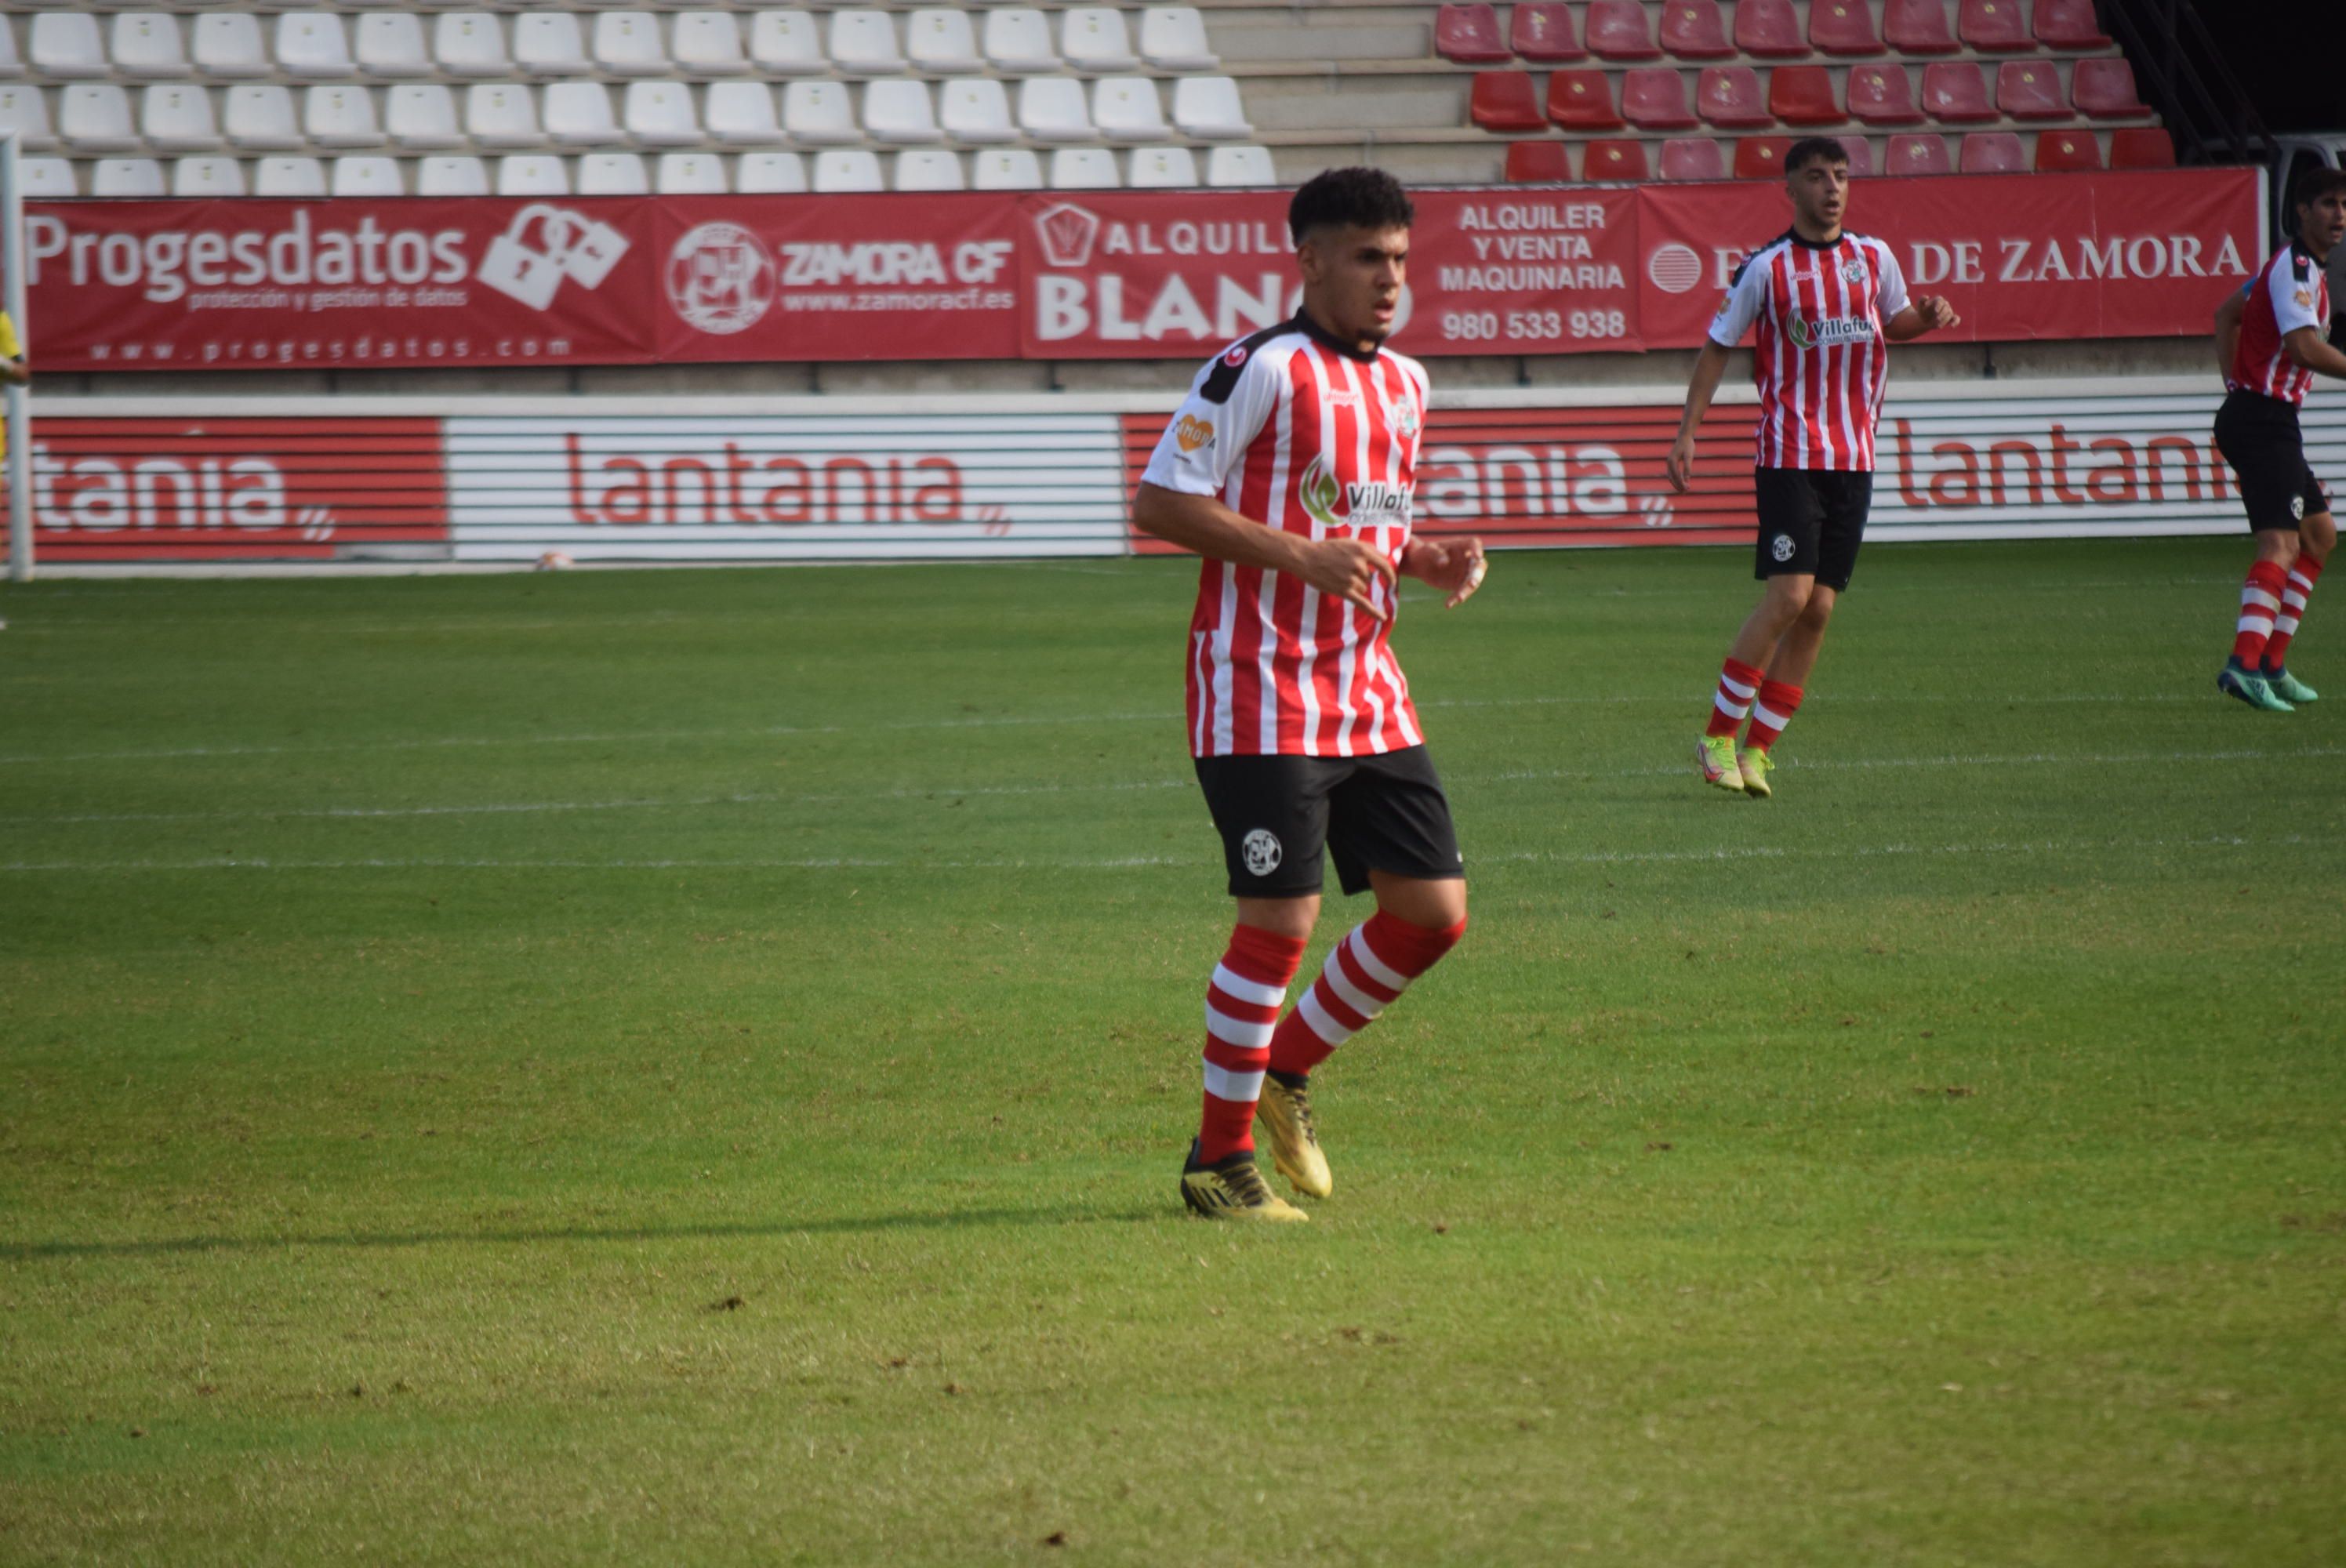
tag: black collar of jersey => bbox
[1290,310,1382,364]
[1787,229,1848,252]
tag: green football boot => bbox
[1737,746,1775,800]
[1695,733,1745,792]
[2264,666,2319,704]
[2217,666,2294,713]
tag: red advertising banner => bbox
[1636,169,2260,347]
[11,418,448,561]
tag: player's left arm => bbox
[1399,533,1487,608]
[1875,248,1957,341]
[2282,324,2346,381]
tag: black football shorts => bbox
[1753,466,1873,592]
[2215,389,2331,534]
[1193,745,1464,898]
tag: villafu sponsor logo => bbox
[562,434,982,528]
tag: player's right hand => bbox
[1302,538,1399,620]
[1665,432,1697,494]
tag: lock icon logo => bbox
[476,204,633,310]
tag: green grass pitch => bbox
[2,538,2341,1566]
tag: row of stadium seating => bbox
[0,74,1255,154]
[0,8,1219,81]
[21,142,1280,196]
[1472,56,2145,133]
[1505,124,2171,180]
[1437,0,2112,65]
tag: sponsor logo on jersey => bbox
[1298,452,1409,533]
[1222,343,1251,368]
[1787,314,1876,350]
[2297,288,2316,309]
[1176,414,1215,452]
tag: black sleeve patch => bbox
[1198,323,1291,405]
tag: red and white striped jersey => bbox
[1710,230,1909,471]
[2228,242,2329,405]
[1140,314,1430,759]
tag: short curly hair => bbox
[1288,168,1415,245]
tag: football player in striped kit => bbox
[1665,137,1958,798]
[2209,165,2346,712]
[1132,169,1488,1222]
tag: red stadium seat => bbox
[1996,60,2068,120]
[1959,0,2033,52]
[1921,61,1995,123]
[1505,139,1574,180]
[1884,0,1959,54]
[1545,69,1625,130]
[1586,0,1663,60]
[2034,129,2102,170]
[1808,0,1885,56]
[2072,58,2151,117]
[1660,136,1727,180]
[2035,0,2113,49]
[1470,70,1546,132]
[1697,65,1772,129]
[1959,130,2027,172]
[2109,125,2176,168]
[1434,4,1513,65]
[1887,132,1952,175]
[1770,65,1845,126]
[1734,134,1791,178]
[1732,0,1807,59]
[1840,134,1876,176]
[1848,64,1925,125]
[1659,1,1734,60]
[1581,136,1650,180]
[1509,2,1585,63]
[1622,67,1700,129]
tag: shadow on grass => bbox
[0,1203,1168,1261]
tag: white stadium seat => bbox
[1061,8,1140,71]
[387,85,464,149]
[830,12,906,75]
[1049,147,1120,189]
[255,156,328,198]
[673,13,750,75]
[143,84,221,152]
[112,13,193,80]
[30,14,107,78]
[706,82,784,146]
[306,85,386,149]
[736,151,808,193]
[0,85,57,151]
[545,82,623,147]
[496,154,569,196]
[192,14,269,78]
[748,12,826,74]
[864,80,942,145]
[657,151,728,193]
[906,10,983,73]
[578,152,649,194]
[356,14,431,78]
[441,13,515,78]
[594,13,670,76]
[1018,78,1093,142]
[0,21,21,80]
[971,148,1044,191]
[783,82,859,144]
[625,82,701,147]
[276,13,355,79]
[21,158,78,198]
[60,85,141,153]
[895,150,964,191]
[513,14,587,76]
[1128,147,1199,187]
[1205,144,1277,187]
[1172,76,1252,140]
[1091,78,1170,142]
[173,155,247,198]
[1139,8,1219,70]
[332,155,405,197]
[940,79,1016,144]
[224,85,303,151]
[417,154,490,196]
[983,10,1061,74]
[813,148,885,193]
[93,158,169,198]
[467,84,546,149]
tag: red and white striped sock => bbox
[1197,924,1307,1164]
[1743,679,1805,753]
[1265,911,1466,1080]
[2263,556,2325,671]
[1706,658,1765,739]
[2232,560,2290,668]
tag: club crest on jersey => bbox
[1299,452,1409,533]
[1176,414,1215,452]
[1842,259,1868,285]
[1787,314,1875,350]
[1241,829,1282,876]
[1383,397,1422,443]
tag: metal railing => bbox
[2101,0,2273,167]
